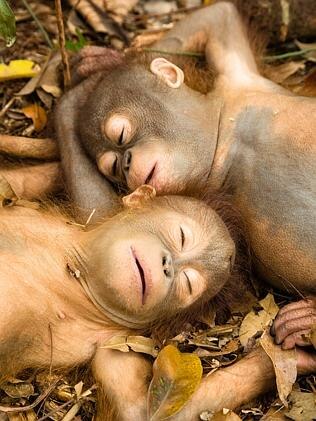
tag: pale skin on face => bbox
[82,187,235,328]
[0,187,235,385]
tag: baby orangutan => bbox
[55,1,316,354]
[0,186,315,420]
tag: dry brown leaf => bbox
[297,68,316,97]
[106,0,138,17]
[101,335,159,357]
[211,409,242,421]
[239,294,279,349]
[132,29,167,48]
[17,52,62,99]
[264,61,305,84]
[260,330,297,407]
[144,1,177,14]
[295,40,316,62]
[68,0,127,39]
[22,103,47,132]
[1,379,34,398]
[7,410,37,421]
[285,391,316,421]
[193,339,239,357]
[0,175,18,207]
[264,405,288,420]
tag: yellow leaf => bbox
[22,103,47,132]
[148,344,203,420]
[0,60,39,81]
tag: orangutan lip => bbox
[131,248,146,304]
[135,257,146,300]
[145,164,156,185]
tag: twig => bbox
[20,0,53,49]
[0,379,60,413]
[0,97,16,119]
[55,0,71,88]
[37,398,75,421]
[264,47,316,61]
[143,48,203,57]
[143,47,316,62]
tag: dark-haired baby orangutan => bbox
[55,1,316,357]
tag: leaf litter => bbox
[0,0,315,419]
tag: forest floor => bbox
[0,0,315,420]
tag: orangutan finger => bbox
[274,315,316,345]
[277,299,315,317]
[281,330,311,350]
[272,305,316,336]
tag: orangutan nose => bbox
[123,149,132,172]
[162,253,174,278]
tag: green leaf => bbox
[65,28,87,52]
[147,345,203,420]
[0,0,16,47]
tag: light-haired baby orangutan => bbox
[0,186,314,420]
[55,1,316,356]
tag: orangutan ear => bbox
[150,58,184,88]
[123,185,156,209]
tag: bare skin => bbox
[0,162,61,200]
[1,187,315,419]
[55,2,316,350]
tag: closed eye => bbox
[184,271,192,294]
[118,127,124,145]
[180,227,185,248]
[112,156,118,177]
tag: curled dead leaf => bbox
[101,335,159,357]
[239,293,279,349]
[17,52,62,99]
[22,104,47,132]
[147,345,203,420]
[210,408,242,421]
[1,379,34,399]
[260,330,297,407]
[0,175,18,207]
[68,0,128,40]
[295,40,316,62]
[193,339,239,357]
[285,391,316,421]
